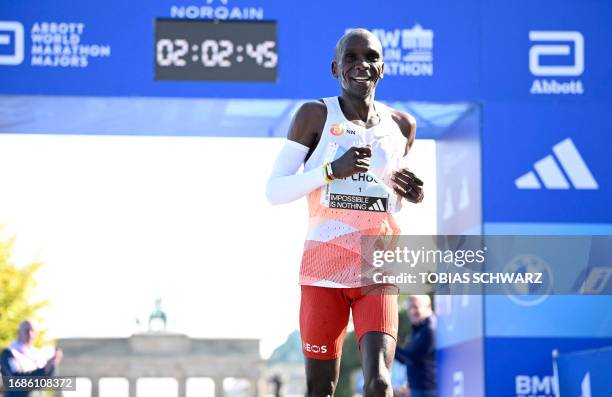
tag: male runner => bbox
[266,28,424,397]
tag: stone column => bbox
[249,378,260,397]
[214,377,224,397]
[177,376,187,397]
[128,377,138,397]
[90,377,100,397]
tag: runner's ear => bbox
[331,61,339,78]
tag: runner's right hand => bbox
[331,145,372,179]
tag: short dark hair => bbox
[334,28,383,62]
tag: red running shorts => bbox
[299,284,398,360]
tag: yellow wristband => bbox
[323,162,333,183]
[326,162,335,181]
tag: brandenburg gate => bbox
[55,333,264,397]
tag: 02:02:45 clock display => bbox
[156,38,277,68]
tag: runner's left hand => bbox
[392,168,424,203]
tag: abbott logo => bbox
[0,21,24,65]
[529,31,584,76]
[529,31,584,95]
[515,138,598,190]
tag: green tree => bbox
[0,233,50,396]
[0,233,49,348]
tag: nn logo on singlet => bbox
[330,123,356,136]
[330,123,345,136]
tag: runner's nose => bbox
[356,61,368,70]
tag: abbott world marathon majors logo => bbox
[0,20,111,67]
[529,30,584,95]
[367,24,434,77]
[0,21,24,65]
[170,0,265,20]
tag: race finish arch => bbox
[2,0,611,397]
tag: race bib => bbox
[320,143,397,212]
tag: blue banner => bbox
[483,102,612,224]
[1,0,610,101]
[556,347,612,397]
[436,295,484,349]
[0,0,477,100]
[486,337,612,397]
[481,0,612,102]
[437,338,485,397]
[485,296,612,338]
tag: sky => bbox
[0,134,436,359]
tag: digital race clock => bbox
[154,19,277,82]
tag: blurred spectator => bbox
[269,374,282,397]
[0,320,62,397]
[395,295,436,397]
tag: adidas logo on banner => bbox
[515,138,598,190]
[368,198,386,212]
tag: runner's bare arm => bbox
[287,101,327,153]
[391,109,417,156]
[390,110,424,203]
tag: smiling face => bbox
[332,29,384,98]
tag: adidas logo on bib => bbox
[368,198,386,212]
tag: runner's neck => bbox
[338,94,379,126]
